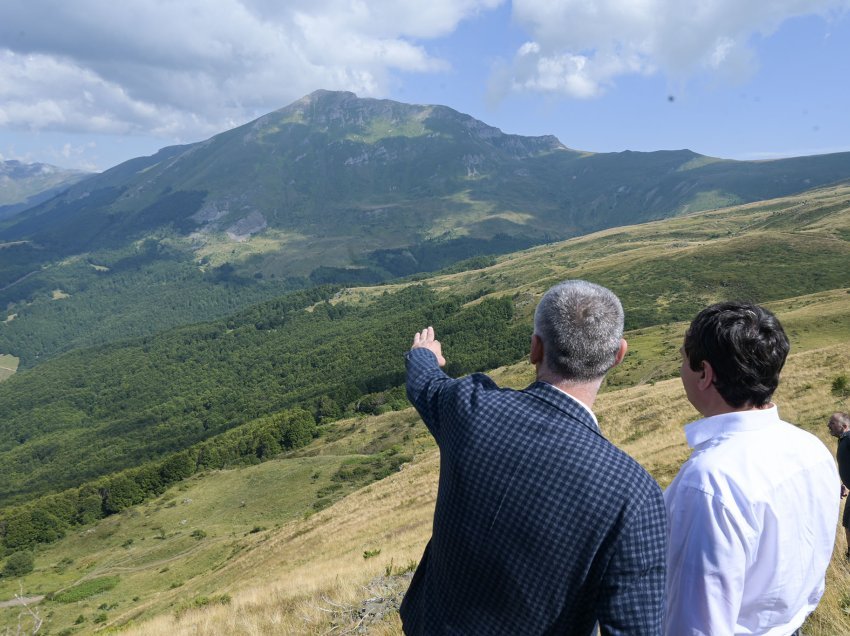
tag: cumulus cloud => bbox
[494,0,850,99]
[0,0,501,142]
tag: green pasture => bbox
[0,354,18,382]
[0,406,430,634]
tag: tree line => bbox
[0,407,316,554]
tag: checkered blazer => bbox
[399,348,667,635]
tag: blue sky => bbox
[1,0,849,172]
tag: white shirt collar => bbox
[685,404,780,448]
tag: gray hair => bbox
[832,412,850,430]
[533,280,624,382]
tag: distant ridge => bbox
[1,91,850,367]
[0,159,91,221]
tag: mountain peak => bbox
[264,90,566,155]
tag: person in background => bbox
[827,411,850,558]
[665,301,839,635]
[400,280,667,636]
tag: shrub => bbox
[385,558,419,576]
[833,375,849,397]
[174,594,231,618]
[52,576,120,602]
[2,551,34,578]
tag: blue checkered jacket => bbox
[399,348,667,635]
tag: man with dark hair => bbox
[399,280,667,635]
[828,411,850,557]
[665,301,839,635]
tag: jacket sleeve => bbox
[405,347,456,447]
[596,485,668,636]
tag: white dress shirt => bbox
[664,405,839,636]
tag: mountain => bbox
[0,160,91,221]
[5,91,850,278]
[2,90,850,368]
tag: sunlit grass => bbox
[0,353,18,382]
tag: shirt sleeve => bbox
[664,485,752,636]
[596,487,668,636]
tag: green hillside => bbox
[2,91,850,368]
[1,184,848,512]
[1,291,848,635]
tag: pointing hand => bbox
[412,326,446,367]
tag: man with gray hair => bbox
[399,280,667,635]
[828,411,850,557]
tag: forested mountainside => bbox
[1,184,848,516]
[2,185,850,636]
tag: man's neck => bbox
[698,402,773,418]
[536,370,602,410]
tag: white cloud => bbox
[495,0,850,99]
[0,0,502,142]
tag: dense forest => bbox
[0,406,320,553]
[4,183,850,564]
[0,239,303,367]
[0,283,530,509]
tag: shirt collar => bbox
[541,381,599,429]
[685,404,780,448]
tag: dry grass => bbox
[119,452,438,635]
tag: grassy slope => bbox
[2,185,850,634]
[2,290,849,635]
[122,324,850,636]
[0,354,17,382]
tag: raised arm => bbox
[406,327,453,444]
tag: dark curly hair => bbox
[684,302,790,408]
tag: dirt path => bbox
[0,270,39,292]
[0,595,44,609]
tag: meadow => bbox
[0,354,17,382]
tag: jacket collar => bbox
[522,381,601,436]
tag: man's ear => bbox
[612,338,628,368]
[530,333,543,365]
[698,360,715,391]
